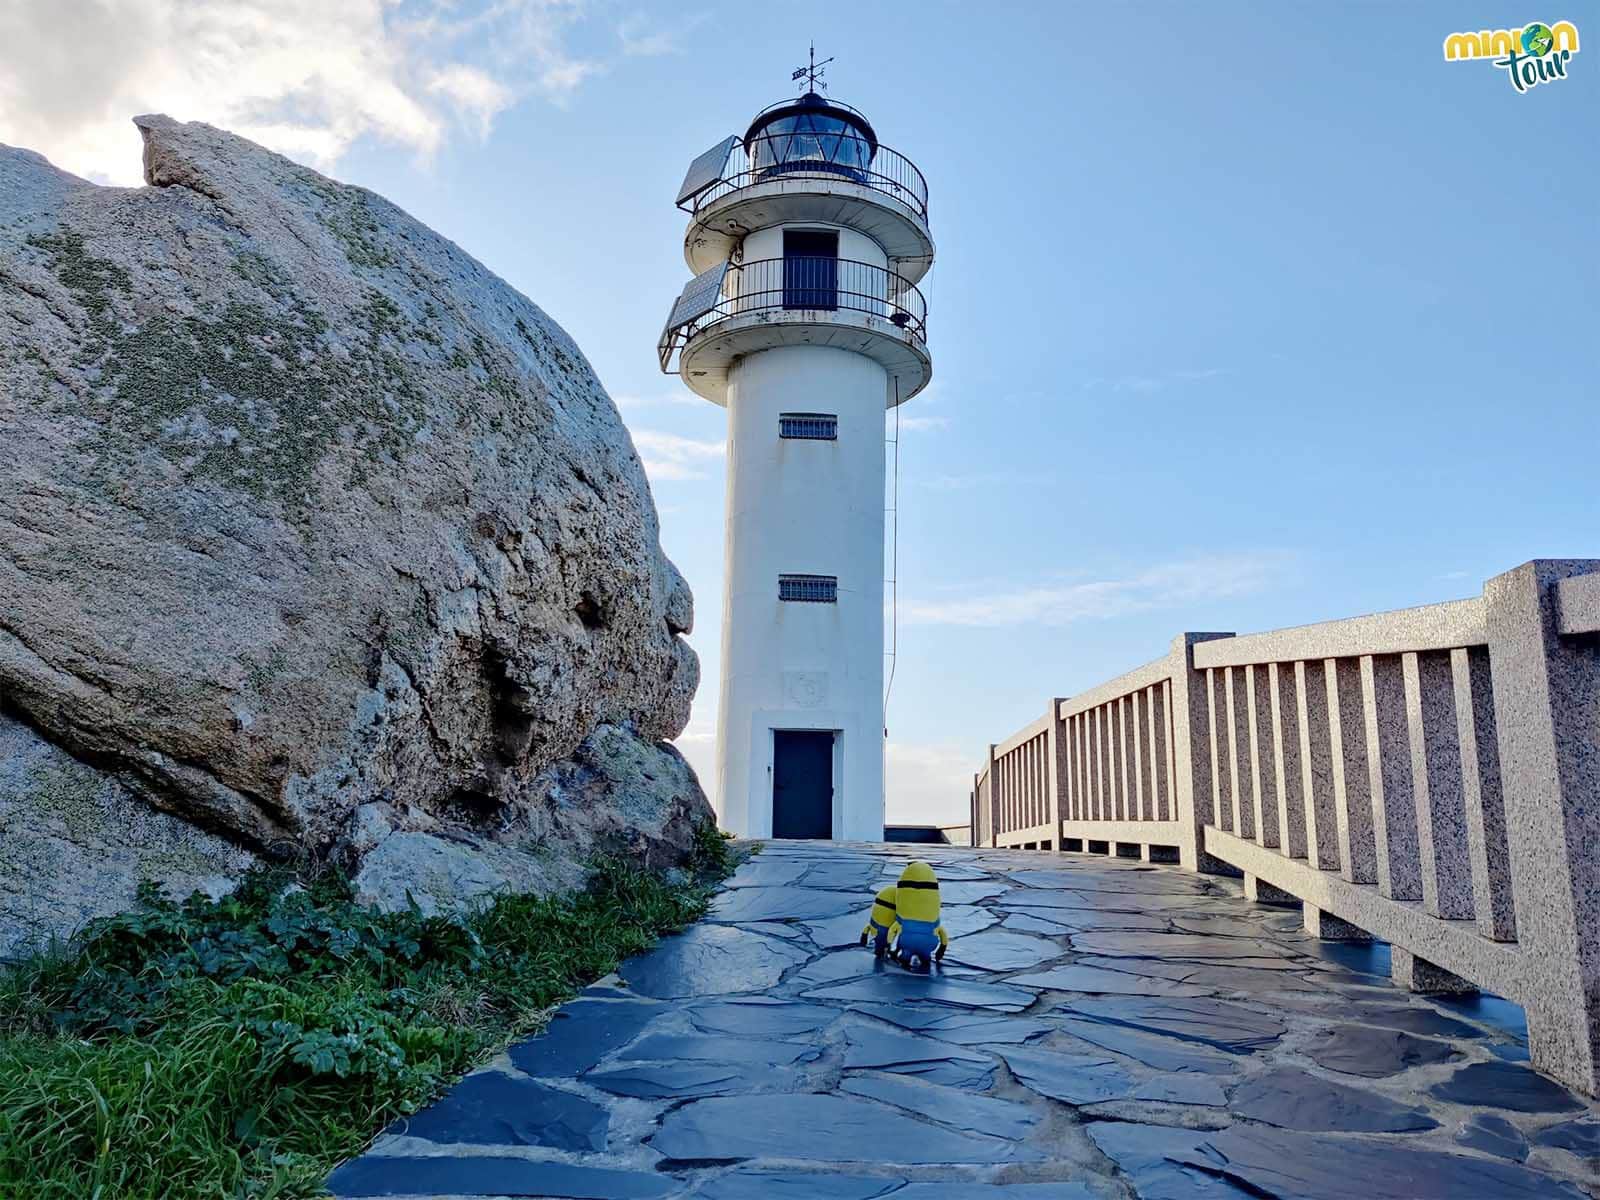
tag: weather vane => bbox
[791,42,833,93]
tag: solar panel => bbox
[675,135,738,206]
[665,260,730,333]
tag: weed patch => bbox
[0,830,736,1198]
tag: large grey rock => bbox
[0,117,710,946]
[0,713,256,957]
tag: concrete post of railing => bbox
[1484,559,1600,1097]
[986,743,1000,848]
[1167,632,1235,874]
[969,777,978,850]
[1047,697,1067,851]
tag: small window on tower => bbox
[779,413,838,440]
[778,574,838,603]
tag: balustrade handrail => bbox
[966,560,1600,1098]
[681,132,930,223]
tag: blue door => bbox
[783,230,838,310]
[773,730,833,839]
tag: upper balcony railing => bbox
[658,256,926,373]
[680,130,930,224]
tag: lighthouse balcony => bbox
[658,256,931,407]
[679,126,933,284]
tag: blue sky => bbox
[12,1,1596,825]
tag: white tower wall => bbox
[715,342,888,840]
[661,90,933,844]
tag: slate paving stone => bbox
[1007,869,1207,896]
[388,1070,609,1150]
[843,1024,997,1089]
[1173,1124,1592,1200]
[325,1155,676,1199]
[803,971,1038,1012]
[841,1073,1042,1140]
[1491,1041,1533,1062]
[1300,1023,1461,1077]
[1069,930,1305,965]
[1435,991,1530,1041]
[1303,938,1392,977]
[1428,1060,1584,1112]
[892,1184,1100,1198]
[747,920,807,939]
[584,1061,798,1100]
[791,948,884,986]
[1228,1066,1438,1132]
[943,929,1062,972]
[724,859,812,888]
[1066,996,1285,1053]
[1054,1015,1239,1074]
[939,904,1001,938]
[1534,1118,1600,1157]
[801,861,886,890]
[691,1171,904,1199]
[650,1094,1033,1164]
[1331,1003,1483,1040]
[507,998,662,1078]
[619,1032,820,1066]
[1007,964,1215,998]
[802,910,876,948]
[1132,1074,1228,1105]
[1004,912,1075,935]
[1085,1122,1257,1200]
[1456,1113,1530,1161]
[1072,956,1321,993]
[998,1045,1141,1105]
[330,843,1600,1200]
[935,880,1009,904]
[1171,914,1290,939]
[847,1004,1051,1046]
[618,922,811,998]
[688,997,836,1038]
[710,886,860,923]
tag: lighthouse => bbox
[658,55,934,841]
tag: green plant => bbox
[0,827,735,1199]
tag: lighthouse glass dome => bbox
[744,93,878,181]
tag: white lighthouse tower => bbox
[658,55,934,840]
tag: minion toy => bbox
[859,885,899,957]
[890,861,949,972]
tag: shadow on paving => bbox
[326,841,1600,1199]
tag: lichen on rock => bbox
[0,116,711,946]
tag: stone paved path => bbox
[327,842,1600,1199]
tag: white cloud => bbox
[903,553,1290,628]
[631,429,725,481]
[0,0,598,185]
[885,741,977,828]
[426,64,515,138]
[615,12,701,57]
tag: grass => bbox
[0,825,737,1199]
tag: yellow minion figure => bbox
[859,885,899,958]
[890,860,948,971]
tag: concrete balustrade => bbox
[968,560,1600,1096]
